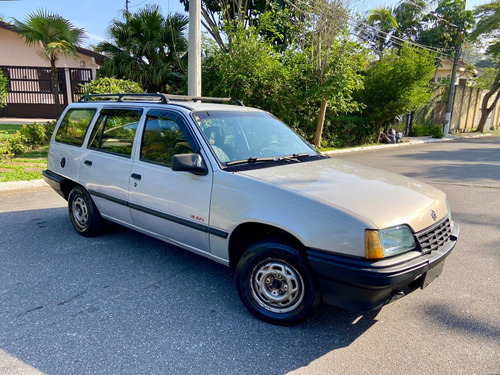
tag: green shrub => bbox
[324,114,376,148]
[410,124,444,138]
[80,77,144,95]
[0,121,55,156]
[0,70,7,110]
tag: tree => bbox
[470,67,498,89]
[180,0,306,51]
[202,0,365,147]
[14,10,86,117]
[203,26,290,117]
[302,0,364,148]
[393,0,427,42]
[358,45,436,142]
[358,7,398,54]
[470,0,500,132]
[0,69,7,110]
[97,6,188,94]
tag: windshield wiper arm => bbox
[225,157,276,167]
[278,153,311,162]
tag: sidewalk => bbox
[0,132,494,193]
[323,132,493,155]
[0,117,54,125]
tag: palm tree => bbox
[362,7,398,54]
[14,10,86,117]
[393,0,427,42]
[97,5,188,94]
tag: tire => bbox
[235,240,319,325]
[68,185,104,237]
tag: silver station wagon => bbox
[43,93,459,325]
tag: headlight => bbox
[365,225,416,259]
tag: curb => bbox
[0,179,48,192]
[323,136,454,155]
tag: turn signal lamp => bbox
[365,230,384,259]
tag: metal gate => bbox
[0,65,93,119]
[70,68,93,102]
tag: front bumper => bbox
[307,222,459,312]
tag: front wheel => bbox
[68,186,104,237]
[235,240,319,325]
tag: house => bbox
[0,20,105,118]
[434,58,477,85]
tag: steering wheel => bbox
[255,140,280,155]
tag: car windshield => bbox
[192,111,317,165]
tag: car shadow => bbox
[0,207,378,375]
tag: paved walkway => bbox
[0,117,54,125]
[0,132,494,193]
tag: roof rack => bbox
[164,95,244,106]
[79,93,169,103]
[78,93,244,106]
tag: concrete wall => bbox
[414,80,500,132]
[450,79,500,132]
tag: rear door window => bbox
[88,108,143,157]
[55,108,96,146]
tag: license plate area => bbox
[421,262,444,289]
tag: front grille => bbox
[416,217,452,254]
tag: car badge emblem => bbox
[430,210,437,221]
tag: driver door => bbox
[128,109,212,253]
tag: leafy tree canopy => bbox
[358,45,436,141]
[97,5,188,94]
[14,9,86,116]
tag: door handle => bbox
[131,173,142,180]
[84,160,92,166]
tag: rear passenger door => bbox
[79,107,143,225]
[128,109,212,253]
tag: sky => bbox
[0,0,492,48]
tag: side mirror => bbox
[171,153,208,175]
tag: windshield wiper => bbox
[225,157,276,167]
[279,153,311,161]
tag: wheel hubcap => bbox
[251,261,304,314]
[72,195,89,229]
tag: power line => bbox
[352,17,452,58]
[281,0,452,57]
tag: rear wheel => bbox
[235,240,318,325]
[68,186,104,237]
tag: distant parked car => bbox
[43,94,459,325]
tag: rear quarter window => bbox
[55,108,97,146]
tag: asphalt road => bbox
[0,136,499,375]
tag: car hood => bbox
[238,157,448,232]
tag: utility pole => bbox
[443,0,468,138]
[188,0,201,96]
[125,0,130,13]
[443,44,461,138]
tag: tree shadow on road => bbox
[423,304,500,343]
